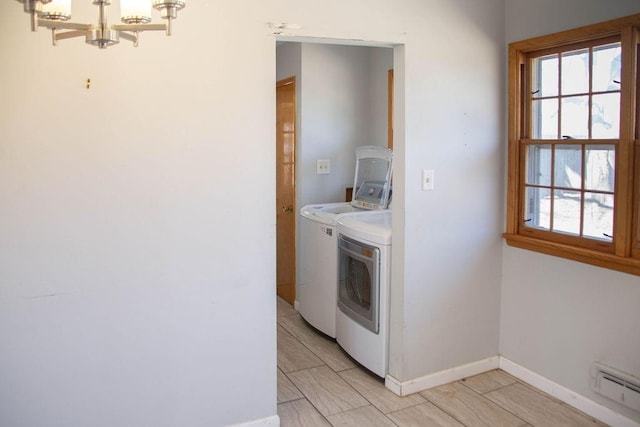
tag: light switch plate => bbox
[422,169,434,191]
[317,159,331,175]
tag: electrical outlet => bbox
[317,159,331,175]
[422,169,434,191]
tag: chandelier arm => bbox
[119,31,149,48]
[112,23,167,33]
[118,31,137,44]
[52,29,87,41]
[38,19,92,31]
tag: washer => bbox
[297,146,392,338]
[336,210,392,377]
[298,204,362,337]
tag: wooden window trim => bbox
[634,139,640,258]
[504,14,640,277]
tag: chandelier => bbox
[16,0,186,49]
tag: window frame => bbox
[504,14,640,276]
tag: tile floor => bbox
[276,297,607,427]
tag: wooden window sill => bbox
[503,233,640,277]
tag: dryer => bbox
[336,210,392,377]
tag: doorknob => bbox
[281,205,294,213]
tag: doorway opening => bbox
[275,40,401,312]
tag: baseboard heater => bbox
[592,363,640,412]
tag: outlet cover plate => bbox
[317,159,331,175]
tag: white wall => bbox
[0,3,277,426]
[0,0,505,425]
[503,0,640,422]
[300,43,372,204]
[389,0,505,382]
[276,43,302,82]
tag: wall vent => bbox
[592,363,640,413]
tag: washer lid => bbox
[337,211,392,245]
[300,202,368,225]
[351,146,393,210]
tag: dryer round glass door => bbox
[337,235,380,334]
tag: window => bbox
[505,14,640,276]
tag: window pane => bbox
[561,96,589,139]
[592,93,620,139]
[583,192,614,241]
[554,145,582,189]
[532,98,558,139]
[526,144,552,186]
[584,145,615,192]
[525,186,551,230]
[553,190,581,235]
[532,54,559,97]
[592,43,621,92]
[562,49,589,95]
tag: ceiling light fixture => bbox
[16,0,186,49]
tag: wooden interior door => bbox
[276,77,297,304]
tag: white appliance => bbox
[336,210,392,377]
[297,146,392,338]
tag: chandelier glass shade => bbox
[17,0,186,49]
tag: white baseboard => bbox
[384,374,403,396]
[384,355,638,427]
[227,414,280,427]
[385,356,500,396]
[500,357,640,427]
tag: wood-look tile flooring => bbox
[276,297,607,427]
